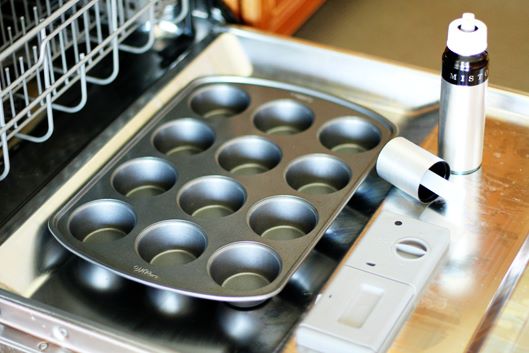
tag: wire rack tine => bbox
[8,0,18,33]
[7,27,19,78]
[174,0,189,24]
[82,10,92,60]
[0,96,11,181]
[15,28,55,143]
[18,57,30,118]
[32,45,43,106]
[44,0,57,55]
[53,54,88,113]
[4,68,17,127]
[23,0,31,29]
[20,17,32,70]
[0,5,7,46]
[119,3,155,53]
[85,0,120,85]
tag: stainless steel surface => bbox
[439,79,487,174]
[287,109,529,353]
[0,323,65,353]
[385,116,529,353]
[47,76,395,303]
[0,292,173,353]
[479,242,529,353]
[0,27,528,353]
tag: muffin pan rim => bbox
[48,75,397,303]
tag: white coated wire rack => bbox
[0,0,189,180]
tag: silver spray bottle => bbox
[439,13,488,174]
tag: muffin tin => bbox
[48,76,396,304]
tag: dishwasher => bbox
[1,1,529,353]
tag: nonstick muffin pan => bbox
[49,76,396,304]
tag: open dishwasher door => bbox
[1,6,529,353]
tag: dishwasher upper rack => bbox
[0,0,190,181]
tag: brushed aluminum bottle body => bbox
[439,48,488,174]
[439,78,487,174]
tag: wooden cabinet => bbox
[223,0,325,35]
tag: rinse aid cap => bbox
[376,137,451,203]
[447,12,488,56]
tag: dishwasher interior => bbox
[1,1,529,353]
